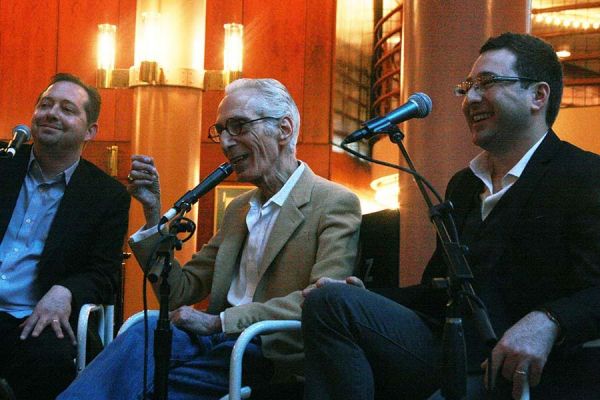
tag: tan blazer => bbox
[130,165,361,377]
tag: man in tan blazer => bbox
[59,78,361,400]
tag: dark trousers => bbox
[0,312,76,400]
[302,284,600,400]
[302,284,441,400]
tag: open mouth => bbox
[230,154,249,165]
[472,112,493,123]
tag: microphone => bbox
[159,162,234,224]
[0,125,31,158]
[342,92,432,144]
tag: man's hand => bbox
[301,276,366,298]
[169,306,222,335]
[19,285,76,345]
[484,311,560,399]
[127,155,161,227]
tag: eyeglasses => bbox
[454,73,539,96]
[208,116,280,143]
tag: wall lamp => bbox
[370,174,399,210]
[203,23,244,90]
[96,16,243,90]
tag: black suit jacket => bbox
[0,144,130,320]
[397,131,600,350]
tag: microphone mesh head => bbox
[13,124,31,140]
[408,93,432,118]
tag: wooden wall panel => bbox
[302,0,335,147]
[57,0,134,143]
[243,0,307,132]
[0,0,59,139]
[57,0,120,83]
[196,0,337,250]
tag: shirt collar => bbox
[469,132,547,190]
[27,148,80,184]
[249,161,306,209]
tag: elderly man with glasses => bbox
[59,78,361,399]
[301,32,600,400]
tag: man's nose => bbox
[219,130,236,147]
[464,84,482,103]
[38,105,59,121]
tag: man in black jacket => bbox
[302,33,600,400]
[0,73,130,400]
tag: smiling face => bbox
[217,88,287,186]
[461,49,534,152]
[31,81,97,155]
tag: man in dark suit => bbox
[0,73,130,400]
[302,33,600,399]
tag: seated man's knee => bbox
[303,284,359,323]
[18,333,76,374]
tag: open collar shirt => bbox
[469,133,546,220]
[0,149,78,317]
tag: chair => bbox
[75,252,130,374]
[220,320,302,400]
[220,212,400,399]
[117,310,160,335]
[76,304,114,375]
[357,209,400,288]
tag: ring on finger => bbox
[127,173,134,182]
[514,369,528,376]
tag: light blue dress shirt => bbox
[0,150,78,318]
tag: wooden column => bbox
[399,0,529,285]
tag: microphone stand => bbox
[383,127,498,399]
[150,216,193,400]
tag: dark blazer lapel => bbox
[0,145,30,239]
[257,166,311,275]
[447,170,484,233]
[39,160,90,264]
[481,131,561,232]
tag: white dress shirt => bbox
[469,133,546,220]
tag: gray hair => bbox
[225,78,300,152]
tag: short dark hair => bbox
[37,73,102,124]
[480,32,563,127]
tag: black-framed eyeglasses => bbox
[208,116,281,143]
[454,73,539,96]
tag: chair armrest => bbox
[76,304,106,375]
[117,310,160,336]
[583,338,600,348]
[221,320,302,400]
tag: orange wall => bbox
[196,0,336,247]
[0,0,338,320]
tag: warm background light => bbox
[139,11,162,63]
[97,24,116,70]
[370,173,399,210]
[223,23,243,73]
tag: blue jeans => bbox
[58,315,273,400]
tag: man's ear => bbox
[84,123,98,141]
[531,82,550,112]
[278,116,294,146]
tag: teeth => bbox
[472,113,492,122]
[230,154,247,164]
